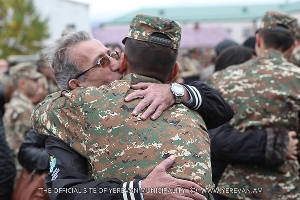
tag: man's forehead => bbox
[73,39,106,52]
[68,39,108,60]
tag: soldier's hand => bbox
[286,131,298,160]
[125,83,175,120]
[141,155,207,200]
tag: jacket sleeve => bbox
[183,81,234,129]
[209,123,288,166]
[18,129,49,172]
[45,136,142,200]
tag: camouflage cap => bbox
[260,11,298,37]
[122,14,182,49]
[10,62,43,81]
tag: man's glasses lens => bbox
[99,56,110,67]
[98,51,119,67]
[73,51,120,79]
[110,51,120,60]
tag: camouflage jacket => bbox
[207,49,300,199]
[3,90,35,155]
[32,73,214,190]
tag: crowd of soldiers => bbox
[0,9,300,200]
[0,57,59,199]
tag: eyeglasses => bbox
[74,51,120,79]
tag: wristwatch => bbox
[170,83,184,104]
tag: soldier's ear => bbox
[283,40,297,59]
[18,78,26,89]
[69,79,81,89]
[292,41,297,51]
[119,53,128,73]
[255,34,261,48]
[167,63,179,83]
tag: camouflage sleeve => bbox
[3,109,32,155]
[183,81,234,129]
[45,136,142,200]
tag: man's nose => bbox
[109,59,121,72]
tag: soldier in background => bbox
[37,59,59,94]
[207,11,300,199]
[214,39,238,59]
[214,45,255,72]
[32,14,216,200]
[3,63,44,183]
[242,36,256,50]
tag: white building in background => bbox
[33,0,91,46]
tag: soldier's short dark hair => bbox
[215,45,255,72]
[257,28,295,52]
[124,32,178,83]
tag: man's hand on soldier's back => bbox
[142,155,207,200]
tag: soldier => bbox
[37,58,59,94]
[32,14,216,199]
[207,11,300,199]
[3,62,44,183]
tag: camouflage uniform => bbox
[3,62,43,182]
[4,91,35,155]
[32,14,214,192]
[207,11,300,199]
[4,62,43,154]
[32,74,214,190]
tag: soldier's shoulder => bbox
[281,60,300,74]
[169,104,208,130]
[34,90,69,115]
[81,81,131,103]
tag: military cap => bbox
[122,14,182,49]
[259,11,299,37]
[10,62,43,81]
